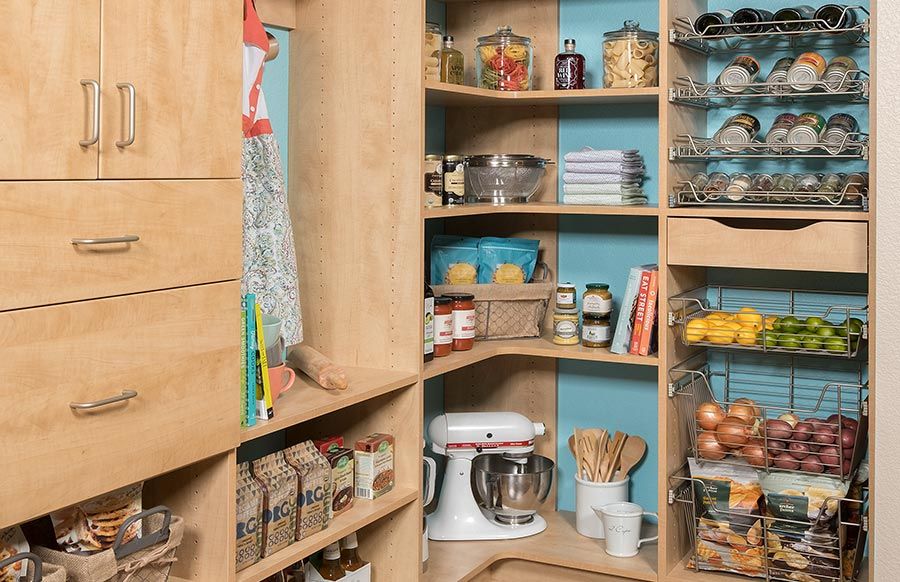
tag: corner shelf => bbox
[424,202,659,220]
[424,511,657,582]
[240,367,418,443]
[426,81,660,107]
[236,487,419,582]
[423,335,657,380]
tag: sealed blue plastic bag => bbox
[431,235,480,284]
[477,237,540,284]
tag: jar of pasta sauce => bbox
[433,296,453,357]
[447,293,476,351]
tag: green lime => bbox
[772,317,784,332]
[779,316,802,334]
[762,332,780,348]
[824,336,849,353]
[802,334,823,350]
[816,325,837,338]
[778,333,801,349]
[804,316,826,334]
[839,317,864,338]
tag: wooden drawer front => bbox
[0,283,239,527]
[0,180,242,311]
[667,218,868,273]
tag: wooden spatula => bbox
[592,429,608,482]
[603,431,627,482]
[618,435,648,479]
[568,434,577,459]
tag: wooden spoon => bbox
[617,435,648,479]
[574,428,585,479]
[592,429,609,482]
[581,436,598,480]
[603,432,627,482]
[568,434,577,459]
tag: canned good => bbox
[786,112,826,152]
[765,113,799,145]
[688,172,710,193]
[424,155,443,208]
[726,173,752,201]
[717,56,760,93]
[822,113,860,154]
[766,57,795,94]
[442,155,466,205]
[796,173,821,192]
[786,52,827,92]
[823,56,859,92]
[703,172,730,199]
[714,113,761,152]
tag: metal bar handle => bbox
[71,235,140,245]
[80,79,100,147]
[116,82,136,148]
[70,389,138,410]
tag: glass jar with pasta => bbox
[602,21,659,89]
[475,26,533,91]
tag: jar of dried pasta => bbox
[476,26,533,91]
[602,21,659,88]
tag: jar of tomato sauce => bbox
[446,293,476,351]
[433,296,453,357]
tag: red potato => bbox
[801,454,824,473]
[763,419,793,440]
[773,452,800,470]
[793,422,814,442]
[789,441,810,460]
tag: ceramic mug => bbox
[593,502,659,558]
[261,314,282,349]
[267,364,296,400]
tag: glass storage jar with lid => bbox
[425,22,442,81]
[476,26,533,91]
[602,21,659,88]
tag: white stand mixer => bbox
[427,411,552,541]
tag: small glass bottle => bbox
[317,543,346,581]
[554,39,585,90]
[424,282,435,362]
[434,35,464,85]
[339,533,368,572]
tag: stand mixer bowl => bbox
[471,454,554,524]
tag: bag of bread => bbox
[431,235,479,285]
[0,526,30,581]
[284,443,330,540]
[50,482,143,554]
[236,462,264,571]
[477,237,540,284]
[251,453,298,558]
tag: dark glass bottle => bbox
[554,39,585,90]
[339,533,369,572]
[773,6,816,32]
[694,10,733,36]
[815,5,857,30]
[731,8,774,35]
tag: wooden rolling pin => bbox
[288,344,349,390]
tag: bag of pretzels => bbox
[49,483,143,554]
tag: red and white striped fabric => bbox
[243,0,272,138]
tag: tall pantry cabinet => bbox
[1,1,243,580]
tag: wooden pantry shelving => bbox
[665,206,870,222]
[426,80,660,106]
[424,202,660,219]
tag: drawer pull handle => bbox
[70,390,138,410]
[80,79,100,147]
[116,82,136,148]
[71,235,140,245]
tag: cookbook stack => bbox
[562,148,647,206]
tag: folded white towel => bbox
[563,194,649,206]
[564,161,645,174]
[563,173,642,185]
[564,147,641,163]
[563,183,645,195]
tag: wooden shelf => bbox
[666,206,870,222]
[424,510,658,582]
[425,202,659,220]
[426,81,660,107]
[423,335,657,380]
[241,367,418,443]
[236,487,419,582]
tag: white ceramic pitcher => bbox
[594,502,659,558]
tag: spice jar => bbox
[556,282,577,309]
[602,21,659,88]
[433,296,453,357]
[425,22,442,82]
[447,293,476,351]
[476,26,533,91]
[583,283,613,317]
[553,309,580,346]
[582,314,612,348]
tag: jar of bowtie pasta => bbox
[602,21,659,88]
[476,26,533,91]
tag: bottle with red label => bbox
[447,293,476,351]
[554,39,585,90]
[433,296,453,357]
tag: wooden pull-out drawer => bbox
[0,180,242,311]
[0,282,239,527]
[667,218,868,273]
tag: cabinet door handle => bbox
[71,234,140,245]
[70,389,138,410]
[116,82,136,148]
[80,79,100,147]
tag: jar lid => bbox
[435,296,452,305]
[555,308,579,315]
[426,21,441,29]
[444,292,475,301]
[586,283,610,290]
[558,282,575,287]
[477,25,532,45]
[465,154,552,168]
[603,20,659,41]
[425,154,443,160]
[445,154,464,162]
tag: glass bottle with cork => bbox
[554,39,585,90]
[317,543,346,581]
[339,533,369,572]
[434,35,464,85]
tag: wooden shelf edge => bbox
[665,206,870,222]
[240,368,419,443]
[236,488,419,582]
[423,336,658,379]
[425,81,660,106]
[424,202,660,220]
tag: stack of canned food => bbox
[716,51,861,94]
[680,171,868,205]
[712,110,861,154]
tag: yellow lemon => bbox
[706,312,729,321]
[685,319,709,343]
[736,326,759,346]
[707,326,736,345]
[764,316,777,331]
[736,307,763,329]
[723,321,743,332]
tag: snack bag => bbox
[251,453,298,558]
[688,457,763,519]
[236,462,264,571]
[477,237,540,284]
[284,443,330,539]
[50,482,143,554]
[761,471,849,528]
[431,235,479,284]
[0,526,29,581]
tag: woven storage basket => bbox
[433,264,553,340]
[0,551,66,582]
[34,507,183,582]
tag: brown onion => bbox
[763,419,793,440]
[741,443,768,467]
[698,431,727,460]
[716,417,751,449]
[778,413,801,428]
[696,402,727,432]
[728,402,757,426]
[773,452,800,470]
[734,397,760,416]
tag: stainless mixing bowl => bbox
[464,154,554,204]
[471,454,555,524]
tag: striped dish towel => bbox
[562,194,649,206]
[564,161,645,174]
[563,173,642,185]
[563,148,641,163]
[563,183,645,195]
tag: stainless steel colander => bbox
[464,154,554,204]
